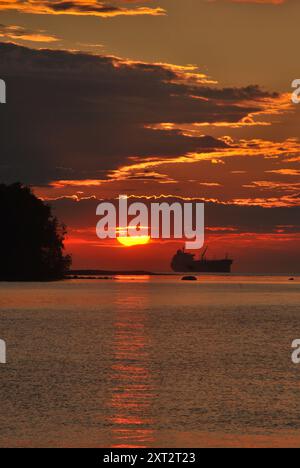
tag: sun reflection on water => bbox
[108,291,155,448]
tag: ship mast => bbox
[201,246,208,260]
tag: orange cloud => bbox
[243,180,300,192]
[266,169,300,176]
[231,196,300,207]
[0,1,165,17]
[149,92,293,132]
[0,24,59,42]
[51,179,104,188]
[108,137,300,181]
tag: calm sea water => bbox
[0,275,299,448]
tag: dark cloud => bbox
[46,1,120,13]
[0,43,277,185]
[193,85,278,101]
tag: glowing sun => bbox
[117,236,151,247]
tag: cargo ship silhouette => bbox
[171,247,233,273]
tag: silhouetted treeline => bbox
[0,183,71,281]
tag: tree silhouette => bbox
[0,183,71,281]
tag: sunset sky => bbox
[0,0,299,272]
